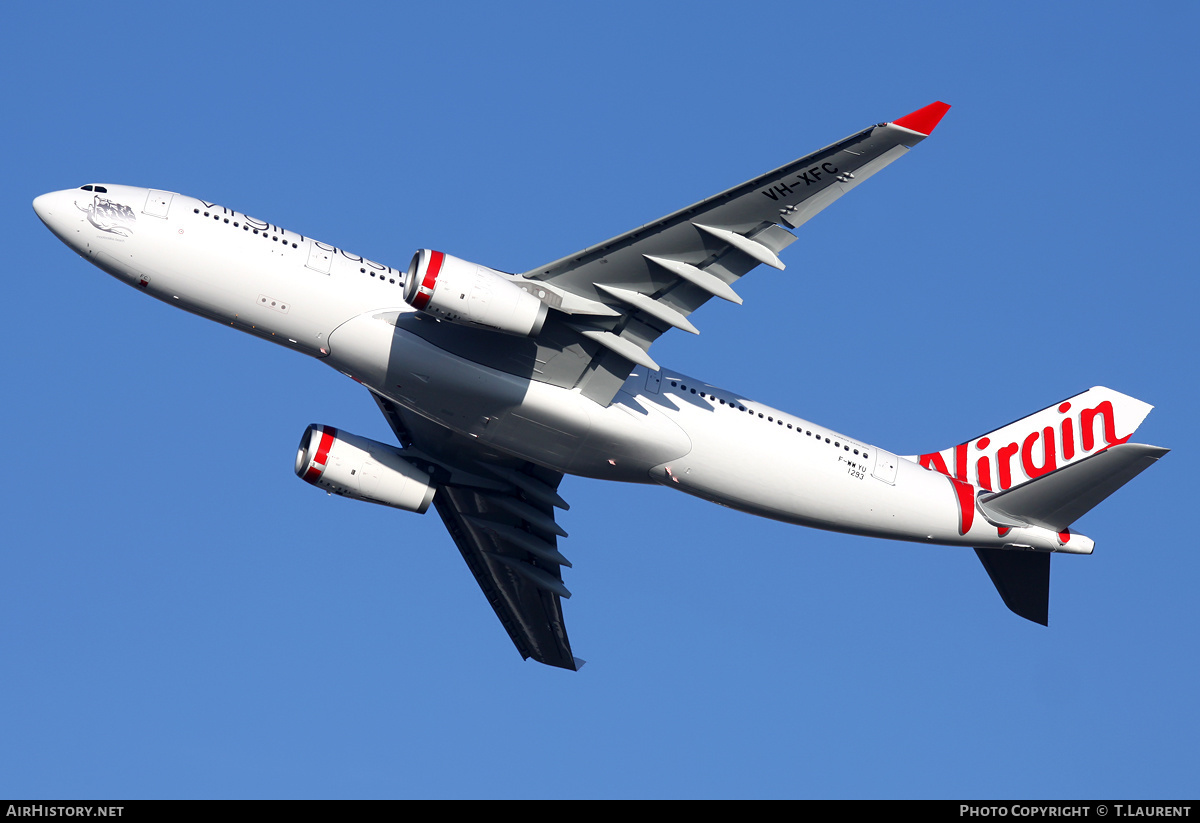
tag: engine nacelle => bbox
[295,424,435,513]
[404,249,548,337]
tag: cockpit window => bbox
[80,185,93,191]
[79,184,107,193]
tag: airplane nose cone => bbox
[33,190,75,236]
[33,190,83,242]
[32,192,56,226]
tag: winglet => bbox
[891,101,951,136]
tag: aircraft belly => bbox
[570,390,691,480]
[325,316,689,479]
[321,324,1082,551]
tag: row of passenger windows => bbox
[195,208,300,248]
[668,380,869,459]
[195,207,404,287]
[359,266,401,286]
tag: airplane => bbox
[33,101,1167,670]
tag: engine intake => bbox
[404,249,548,337]
[295,424,435,513]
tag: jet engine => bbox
[404,249,548,337]
[295,424,436,513]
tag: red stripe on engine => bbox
[304,426,337,482]
[411,250,444,310]
[314,427,336,465]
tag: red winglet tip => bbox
[891,101,951,135]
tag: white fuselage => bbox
[34,185,1083,555]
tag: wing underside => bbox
[433,485,579,669]
[372,393,581,670]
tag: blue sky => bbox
[3,1,1197,799]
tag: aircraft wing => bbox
[372,393,582,670]
[521,101,951,404]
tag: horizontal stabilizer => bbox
[974,548,1050,625]
[978,443,1168,531]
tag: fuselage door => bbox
[871,448,899,485]
[143,190,173,219]
[306,240,333,274]
[644,369,662,394]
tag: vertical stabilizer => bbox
[911,387,1153,493]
